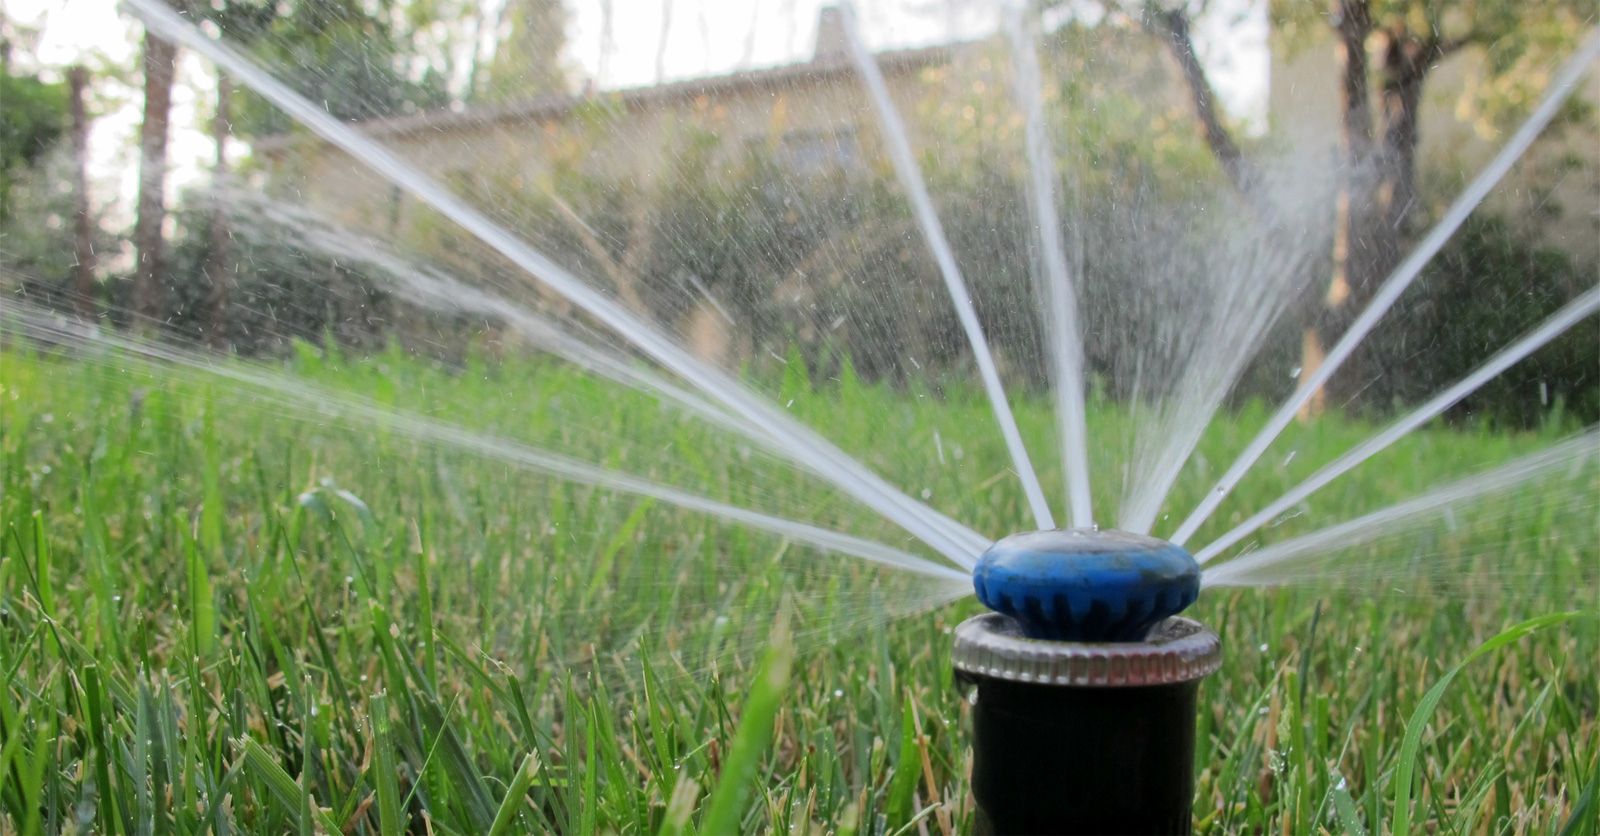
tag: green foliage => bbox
[0,143,118,307]
[230,0,448,137]
[1363,213,1599,426]
[1266,0,1593,133]
[0,65,66,221]
[153,196,455,355]
[480,0,568,101]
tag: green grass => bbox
[1,341,1595,834]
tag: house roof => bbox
[253,42,956,155]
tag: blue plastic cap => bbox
[972,529,1200,642]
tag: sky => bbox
[6,0,1268,219]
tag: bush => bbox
[1362,213,1597,427]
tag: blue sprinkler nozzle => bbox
[972,528,1200,642]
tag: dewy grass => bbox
[1,344,1596,833]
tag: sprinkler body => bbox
[954,529,1219,835]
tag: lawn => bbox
[2,341,1595,833]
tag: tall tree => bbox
[180,0,275,345]
[482,0,568,100]
[1113,0,1588,408]
[67,65,97,319]
[233,0,444,135]
[132,28,178,324]
[0,22,67,223]
[201,74,232,346]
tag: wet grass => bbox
[2,342,1596,834]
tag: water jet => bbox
[954,529,1219,834]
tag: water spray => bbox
[953,529,1219,834]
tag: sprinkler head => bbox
[972,528,1200,642]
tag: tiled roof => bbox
[254,43,955,154]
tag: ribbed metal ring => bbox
[951,613,1221,687]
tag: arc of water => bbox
[1169,30,1600,548]
[8,304,969,583]
[1117,216,1329,536]
[1193,287,1600,563]
[126,0,993,568]
[1004,7,1095,529]
[1200,429,1598,588]
[839,2,1057,530]
[226,187,758,437]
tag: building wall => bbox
[256,24,1192,240]
[260,57,945,238]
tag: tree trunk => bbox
[1310,21,1437,411]
[133,30,178,326]
[1379,33,1431,236]
[1146,0,1444,417]
[1302,0,1385,414]
[67,65,97,321]
[466,0,490,100]
[1148,9,1254,196]
[202,74,233,348]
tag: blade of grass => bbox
[1392,611,1590,836]
[699,610,795,834]
[487,753,542,836]
[1330,769,1366,836]
[1558,738,1599,836]
[885,694,918,825]
[235,737,342,834]
[80,665,120,835]
[657,777,700,836]
[370,691,406,836]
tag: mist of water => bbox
[839,1,1055,530]
[1170,29,1600,547]
[1115,160,1334,535]
[9,301,969,582]
[1201,430,1598,589]
[127,0,993,568]
[204,185,751,435]
[1004,7,1094,528]
[1195,287,1599,563]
